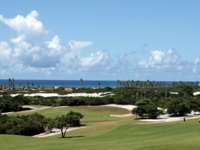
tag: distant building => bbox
[193,92,200,96]
[170,92,178,95]
[65,88,73,93]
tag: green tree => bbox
[11,95,24,111]
[182,86,193,98]
[189,98,200,112]
[132,99,160,119]
[54,111,83,138]
[6,116,25,135]
[167,98,191,116]
[41,117,55,132]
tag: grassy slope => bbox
[2,106,200,150]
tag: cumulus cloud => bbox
[0,41,11,58]
[59,40,94,67]
[0,10,112,78]
[138,49,182,70]
[59,48,110,76]
[0,10,47,40]
[45,35,62,51]
[80,51,109,68]
[11,35,66,68]
[193,58,200,73]
[0,41,11,66]
[0,10,196,80]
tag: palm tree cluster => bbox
[0,78,16,91]
[0,78,37,92]
[117,80,199,88]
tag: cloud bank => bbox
[0,10,199,80]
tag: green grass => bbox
[9,106,130,122]
[2,106,200,150]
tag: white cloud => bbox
[7,34,65,68]
[60,40,93,66]
[138,49,182,70]
[0,10,47,40]
[11,35,26,43]
[0,11,105,78]
[193,58,200,73]
[45,35,62,51]
[0,41,12,67]
[80,51,109,68]
[1,10,197,80]
[69,40,93,51]
[0,41,11,58]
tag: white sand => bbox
[2,106,50,115]
[103,104,137,111]
[33,127,86,138]
[110,113,133,117]
[103,104,200,123]
[9,92,115,98]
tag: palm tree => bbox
[80,78,83,86]
[12,78,15,90]
[8,78,11,90]
[131,80,135,87]
[98,81,100,88]
[27,81,30,89]
[117,79,123,87]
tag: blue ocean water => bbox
[0,80,196,88]
[0,79,120,88]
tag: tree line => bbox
[0,111,83,138]
[1,81,200,120]
[117,80,200,88]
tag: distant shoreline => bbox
[0,79,120,88]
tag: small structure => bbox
[65,88,73,93]
[170,92,178,95]
[193,92,200,96]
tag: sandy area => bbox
[103,104,137,111]
[103,104,200,123]
[9,92,115,98]
[33,127,86,138]
[1,106,50,115]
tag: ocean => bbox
[0,79,120,88]
[0,79,197,88]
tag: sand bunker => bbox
[103,104,200,123]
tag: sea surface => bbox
[0,79,197,88]
[0,79,120,88]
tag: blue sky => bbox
[0,0,200,81]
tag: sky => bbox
[0,0,200,81]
